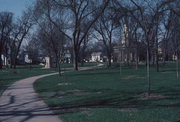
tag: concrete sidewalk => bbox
[0,64,103,122]
[0,72,62,122]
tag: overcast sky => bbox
[0,0,34,18]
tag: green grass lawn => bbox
[0,62,99,95]
[61,62,99,69]
[34,62,180,122]
[0,65,56,95]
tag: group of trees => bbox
[0,0,180,92]
[30,0,179,70]
[0,9,33,69]
[0,0,179,69]
[32,0,110,71]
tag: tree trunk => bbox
[155,46,159,72]
[119,50,122,74]
[156,51,159,72]
[163,50,166,66]
[73,49,78,71]
[57,61,61,76]
[80,49,85,67]
[155,24,159,72]
[13,57,17,69]
[10,56,12,68]
[5,46,8,68]
[81,59,84,66]
[0,47,3,69]
[55,60,58,68]
[107,53,112,67]
[136,47,139,70]
[127,48,130,66]
[147,46,151,96]
[0,54,2,69]
[152,51,155,66]
[54,55,58,68]
[176,55,179,79]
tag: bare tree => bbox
[129,0,176,95]
[169,12,180,79]
[10,9,33,69]
[0,12,13,69]
[79,32,91,66]
[93,3,119,67]
[32,17,66,75]
[34,0,110,70]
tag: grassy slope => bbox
[34,63,180,122]
[61,62,99,68]
[0,65,56,95]
[0,62,97,95]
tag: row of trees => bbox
[0,0,179,71]
[31,0,179,95]
[29,0,179,69]
[1,1,179,69]
[0,0,179,95]
[0,9,34,69]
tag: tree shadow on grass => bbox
[160,69,176,72]
[0,98,58,122]
[49,89,180,115]
[0,77,22,81]
[66,71,119,77]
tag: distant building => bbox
[44,57,50,68]
[18,51,32,64]
[1,54,7,66]
[113,24,137,63]
[63,50,71,63]
[172,54,177,61]
[91,52,102,62]
[113,45,136,63]
[25,54,32,63]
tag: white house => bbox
[44,56,50,68]
[25,54,32,63]
[90,52,102,62]
[1,54,7,66]
[64,50,71,63]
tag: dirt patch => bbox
[122,75,144,80]
[2,70,9,72]
[81,110,92,116]
[57,89,90,96]
[161,71,172,74]
[57,91,66,95]
[57,90,103,96]
[117,105,137,112]
[138,92,165,100]
[40,92,56,98]
[57,96,63,99]
[96,91,102,94]
[118,108,137,112]
[58,82,72,86]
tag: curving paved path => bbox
[0,64,103,122]
[0,72,61,122]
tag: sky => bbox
[0,0,34,18]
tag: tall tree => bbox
[10,8,33,68]
[33,19,66,75]
[129,0,176,95]
[93,5,119,67]
[34,0,110,70]
[0,12,13,69]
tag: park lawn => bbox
[0,62,100,95]
[0,65,56,95]
[34,63,180,122]
[61,62,99,69]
